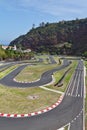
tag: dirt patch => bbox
[27,95,39,100]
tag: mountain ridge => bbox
[9,18,87,55]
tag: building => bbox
[2,45,17,51]
[22,49,31,53]
[2,45,8,50]
[2,45,31,52]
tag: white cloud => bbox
[0,0,87,16]
[17,0,87,16]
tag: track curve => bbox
[0,59,70,88]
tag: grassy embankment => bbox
[45,60,77,92]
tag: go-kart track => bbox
[0,57,85,130]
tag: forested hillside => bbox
[9,18,87,55]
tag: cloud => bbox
[18,0,87,16]
[0,0,87,17]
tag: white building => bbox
[2,45,8,50]
[2,45,17,50]
[22,49,31,53]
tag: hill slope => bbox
[9,18,87,55]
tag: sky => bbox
[0,0,87,45]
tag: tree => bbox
[0,45,7,60]
[39,22,45,27]
[32,24,35,29]
[45,22,49,27]
[83,51,87,58]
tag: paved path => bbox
[49,55,57,64]
[39,86,64,94]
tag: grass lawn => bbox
[45,61,77,92]
[0,84,60,114]
[15,64,58,82]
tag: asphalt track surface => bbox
[65,60,84,130]
[0,63,14,71]
[49,56,57,64]
[0,59,70,88]
[0,60,84,130]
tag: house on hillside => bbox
[2,45,8,50]
[2,45,17,51]
[22,49,31,53]
[10,45,17,50]
[2,45,31,53]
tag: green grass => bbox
[45,61,77,92]
[15,64,58,82]
[0,84,60,114]
[64,125,69,130]
[0,65,19,79]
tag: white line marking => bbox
[78,94,80,97]
[68,123,71,130]
[81,74,83,98]
[71,120,74,123]
[70,109,83,123]
[65,73,75,95]
[75,71,81,97]
[71,71,78,96]
[83,66,86,98]
[65,61,78,96]
[83,66,86,130]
